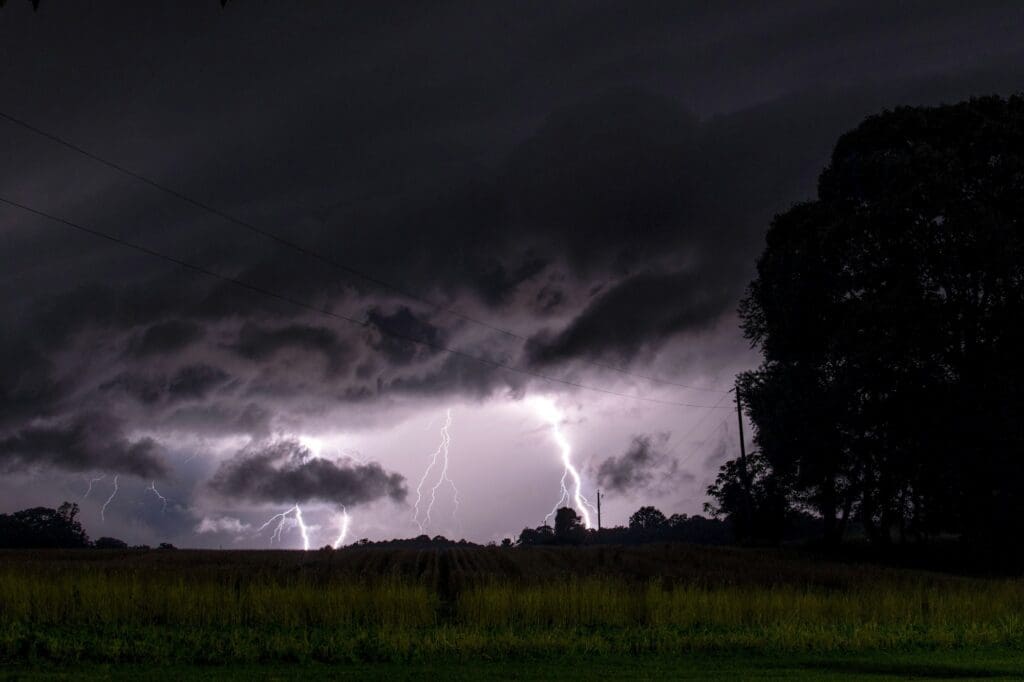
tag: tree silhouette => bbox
[94,536,128,550]
[710,95,1024,549]
[628,506,667,532]
[0,502,89,548]
[554,507,585,545]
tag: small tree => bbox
[705,451,788,544]
[628,506,667,532]
[517,525,554,546]
[554,507,585,545]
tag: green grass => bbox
[1,546,1023,672]
[6,651,1024,680]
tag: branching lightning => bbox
[81,474,106,500]
[146,481,168,512]
[256,504,310,550]
[332,506,351,548]
[100,474,119,522]
[412,408,460,532]
[532,397,596,529]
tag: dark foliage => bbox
[344,534,480,550]
[710,96,1024,550]
[94,536,128,550]
[554,507,585,545]
[518,506,733,546]
[0,502,89,548]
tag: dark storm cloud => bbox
[164,401,273,439]
[126,320,205,358]
[100,372,165,405]
[502,90,701,272]
[595,432,676,494]
[527,270,733,365]
[472,255,550,307]
[208,439,407,506]
[366,306,447,366]
[168,364,231,400]
[0,413,167,478]
[0,334,65,429]
[228,322,353,376]
[383,350,527,400]
[100,364,230,404]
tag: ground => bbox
[2,544,1022,679]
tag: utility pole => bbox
[735,382,748,470]
[735,380,753,530]
[596,489,602,532]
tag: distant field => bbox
[1,545,1023,677]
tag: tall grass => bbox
[456,579,1024,651]
[2,549,1024,663]
[0,569,436,628]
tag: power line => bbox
[0,195,734,410]
[675,391,733,446]
[0,109,729,395]
[676,413,734,471]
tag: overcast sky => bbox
[2,2,1023,548]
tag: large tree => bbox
[711,95,1024,547]
[0,502,90,548]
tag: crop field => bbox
[2,544,1024,679]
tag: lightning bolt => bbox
[293,505,310,550]
[532,397,596,529]
[256,504,310,550]
[81,474,105,500]
[146,481,168,513]
[100,475,119,522]
[332,506,351,548]
[412,408,460,532]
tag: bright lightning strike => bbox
[293,505,309,550]
[256,504,311,550]
[532,397,596,529]
[332,506,351,549]
[146,481,168,513]
[100,474,119,522]
[412,408,460,532]
[81,474,105,500]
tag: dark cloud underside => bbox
[0,413,167,479]
[208,439,407,507]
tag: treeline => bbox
[0,502,173,550]
[517,506,734,546]
[343,535,478,550]
[707,96,1024,552]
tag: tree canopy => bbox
[710,95,1024,549]
[0,502,89,548]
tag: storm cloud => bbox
[528,270,735,365]
[0,413,168,479]
[208,439,407,507]
[126,320,206,358]
[595,433,677,495]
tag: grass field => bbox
[1,544,1023,678]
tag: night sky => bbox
[2,2,1023,547]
